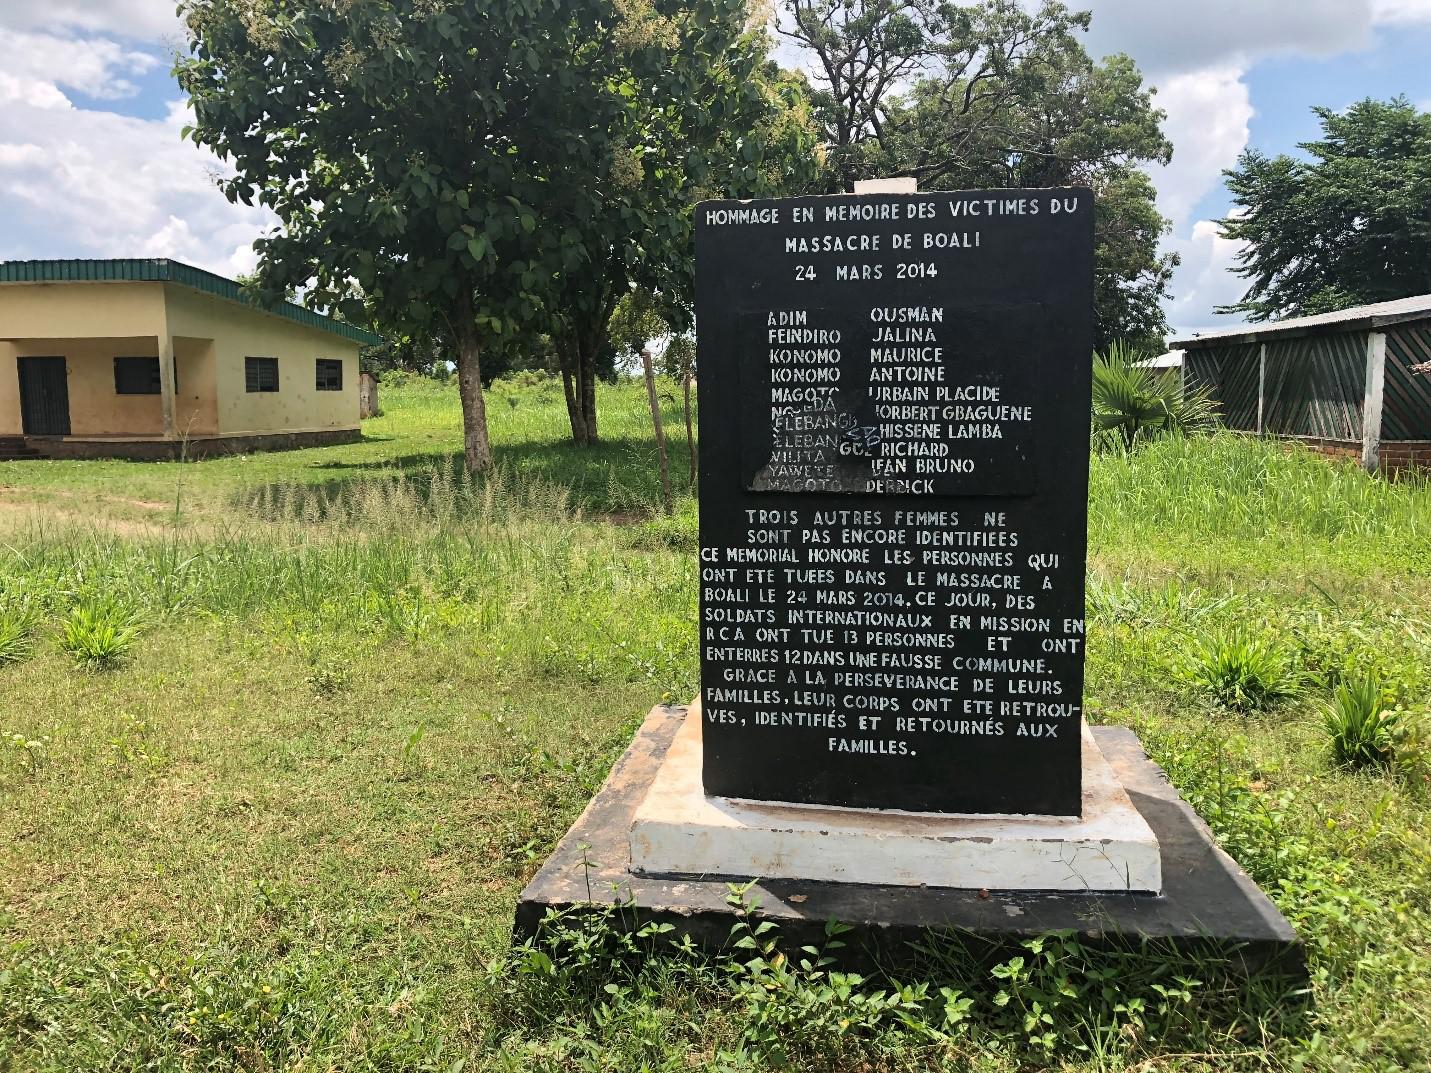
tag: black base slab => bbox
[516,705,1304,979]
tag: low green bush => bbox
[0,600,37,665]
[1180,627,1299,712]
[1324,676,1400,769]
[492,888,1300,1070]
[59,599,141,670]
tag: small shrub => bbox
[305,660,351,697]
[8,732,50,775]
[60,600,141,670]
[1324,676,1400,770]
[1091,340,1218,451]
[1394,712,1431,793]
[0,601,38,665]
[1181,628,1297,712]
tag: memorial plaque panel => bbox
[696,189,1093,816]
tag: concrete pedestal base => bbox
[516,704,1303,977]
[630,707,1161,892]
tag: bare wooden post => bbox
[682,369,696,489]
[1256,343,1266,435]
[1362,332,1387,473]
[642,347,673,515]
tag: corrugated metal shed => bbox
[0,258,383,346]
[1169,294,1431,349]
[1171,295,1431,472]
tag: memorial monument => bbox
[519,185,1299,970]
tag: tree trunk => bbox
[579,334,599,444]
[453,306,493,473]
[560,357,589,444]
[642,348,672,515]
[682,369,696,488]
[558,330,601,446]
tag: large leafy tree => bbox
[176,0,763,469]
[779,0,1176,350]
[1218,97,1431,320]
[545,47,821,445]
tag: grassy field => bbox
[2,376,1429,1071]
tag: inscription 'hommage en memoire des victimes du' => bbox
[695,189,1094,817]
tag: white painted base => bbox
[629,709,1162,893]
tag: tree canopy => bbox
[779,0,1177,351]
[177,0,814,467]
[1218,96,1431,320]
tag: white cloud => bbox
[1149,65,1253,231]
[1371,0,1431,23]
[0,0,181,41]
[0,72,71,110]
[1067,0,1431,333]
[1079,0,1378,78]
[0,28,161,99]
[1166,220,1252,338]
[0,81,273,276]
[0,6,269,278]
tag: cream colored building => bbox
[0,259,380,458]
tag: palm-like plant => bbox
[1092,341,1218,451]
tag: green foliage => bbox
[1219,96,1431,319]
[1324,677,1401,770]
[543,32,819,444]
[783,0,1178,349]
[59,599,141,670]
[3,378,1431,1072]
[1091,341,1218,450]
[1180,627,1298,712]
[491,892,1294,1068]
[0,599,37,665]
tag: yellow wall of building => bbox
[0,281,165,339]
[0,279,361,438]
[0,342,18,435]
[174,336,220,436]
[40,337,163,437]
[0,282,167,437]
[164,285,360,435]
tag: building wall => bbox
[0,342,18,434]
[174,336,220,436]
[163,285,360,435]
[1383,323,1431,439]
[0,280,165,338]
[1262,332,1365,441]
[0,282,167,437]
[34,336,163,437]
[1,279,359,438]
[1185,335,1367,440]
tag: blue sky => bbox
[2,0,1429,337]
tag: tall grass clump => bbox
[0,600,38,665]
[1324,676,1401,769]
[60,599,142,670]
[1088,433,1431,578]
[0,460,698,697]
[1180,627,1297,712]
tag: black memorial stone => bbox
[696,188,1093,816]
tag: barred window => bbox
[245,356,279,393]
[316,359,344,391]
[114,356,160,395]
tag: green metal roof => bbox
[0,258,383,346]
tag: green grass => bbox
[1,377,1429,1071]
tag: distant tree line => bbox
[1218,96,1431,320]
[178,0,1175,471]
